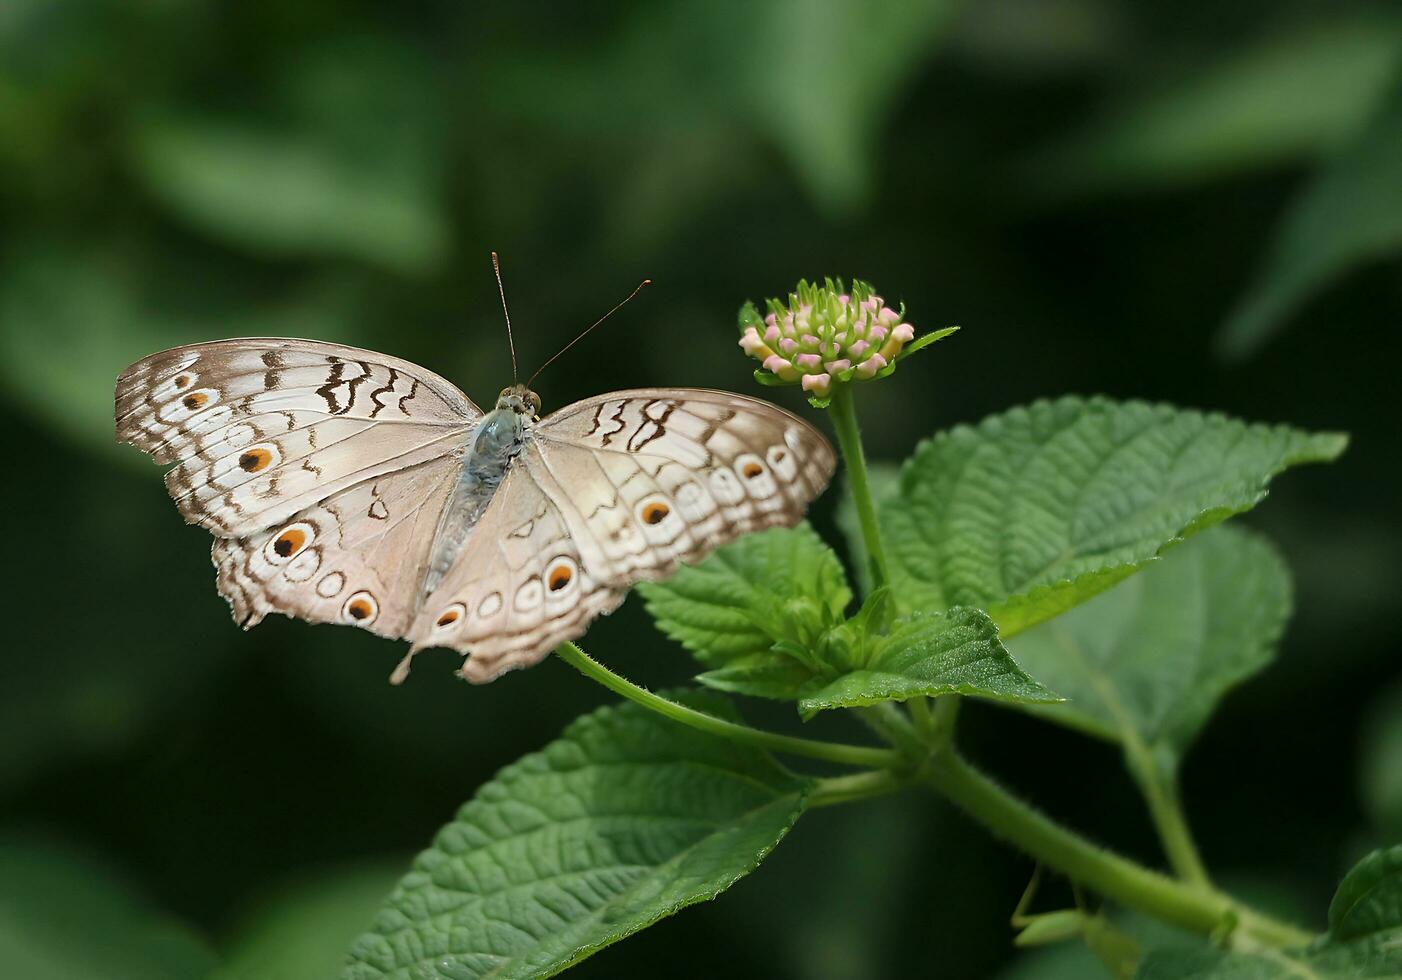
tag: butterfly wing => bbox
[399,462,629,682]
[117,338,479,638]
[213,451,463,637]
[532,388,836,579]
[405,388,834,683]
[115,338,480,537]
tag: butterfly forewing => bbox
[115,339,480,537]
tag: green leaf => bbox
[797,608,1059,718]
[210,863,403,980]
[1218,73,1402,357]
[1136,932,1402,978]
[0,835,216,980]
[343,692,811,980]
[883,396,1345,637]
[896,325,960,360]
[128,40,448,273]
[1136,846,1402,978]
[1006,525,1290,765]
[1029,18,1402,198]
[639,524,852,700]
[1330,845,1402,943]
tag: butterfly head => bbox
[496,383,542,418]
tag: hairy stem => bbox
[555,642,904,770]
[830,383,892,590]
[923,749,1313,949]
[1123,737,1213,887]
[809,769,905,808]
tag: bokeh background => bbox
[2,2,1401,977]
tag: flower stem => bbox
[923,749,1314,949]
[554,642,904,770]
[829,383,892,590]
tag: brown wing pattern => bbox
[405,389,834,683]
[115,338,478,537]
[213,453,463,638]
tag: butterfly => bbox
[114,338,834,683]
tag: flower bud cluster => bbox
[738,278,917,402]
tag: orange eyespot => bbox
[174,374,191,388]
[183,392,208,410]
[640,501,670,525]
[436,607,461,627]
[343,592,378,623]
[548,564,574,591]
[273,527,306,558]
[742,462,764,478]
[238,447,273,472]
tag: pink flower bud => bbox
[763,355,800,381]
[848,339,869,358]
[825,359,851,373]
[778,337,798,355]
[801,373,831,396]
[795,352,823,369]
[868,325,888,344]
[738,328,772,359]
[764,324,780,344]
[879,323,916,361]
[855,353,888,379]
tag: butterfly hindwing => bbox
[214,452,463,637]
[404,463,627,682]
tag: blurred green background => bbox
[2,1,1401,977]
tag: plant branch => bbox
[1123,737,1213,887]
[923,749,1314,950]
[555,642,904,770]
[830,383,892,590]
[809,769,905,808]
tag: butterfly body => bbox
[424,386,536,595]
[116,339,835,683]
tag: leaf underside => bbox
[1006,524,1291,765]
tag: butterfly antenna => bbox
[491,251,518,382]
[527,278,651,387]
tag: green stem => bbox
[809,769,905,808]
[859,702,928,760]
[830,383,891,590]
[924,749,1313,949]
[554,642,904,771]
[907,696,936,740]
[1123,738,1213,887]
